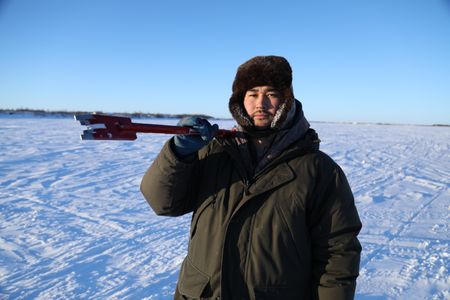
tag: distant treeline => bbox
[0,108,215,120]
[1,109,447,126]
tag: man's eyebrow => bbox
[247,87,279,92]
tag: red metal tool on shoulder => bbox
[75,113,237,140]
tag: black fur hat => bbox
[229,55,295,131]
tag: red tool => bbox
[74,113,237,140]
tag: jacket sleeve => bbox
[309,157,362,300]
[140,138,202,216]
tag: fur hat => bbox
[229,55,295,131]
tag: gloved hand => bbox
[173,116,219,157]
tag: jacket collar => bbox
[217,127,320,183]
[219,100,315,175]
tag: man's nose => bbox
[255,94,269,109]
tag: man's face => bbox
[243,85,283,129]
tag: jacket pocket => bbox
[274,203,303,261]
[178,256,210,299]
[190,195,216,239]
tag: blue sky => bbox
[0,0,449,124]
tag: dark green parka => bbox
[141,129,362,300]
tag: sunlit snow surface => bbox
[0,117,449,299]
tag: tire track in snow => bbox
[359,190,444,268]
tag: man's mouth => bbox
[252,111,272,119]
[254,114,267,118]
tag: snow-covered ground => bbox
[0,117,449,299]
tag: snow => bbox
[0,117,449,299]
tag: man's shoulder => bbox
[291,148,342,172]
[198,138,228,158]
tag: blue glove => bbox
[173,116,219,157]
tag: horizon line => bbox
[1,108,448,127]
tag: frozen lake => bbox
[0,117,449,299]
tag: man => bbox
[141,55,362,299]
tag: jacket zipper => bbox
[244,179,252,196]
